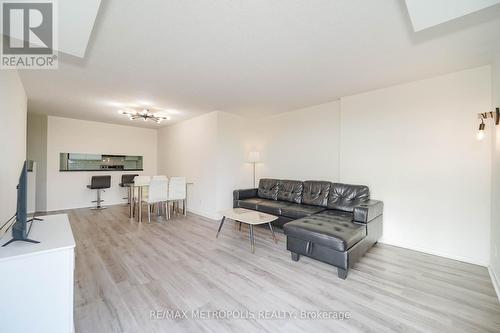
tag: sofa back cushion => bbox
[277,180,303,203]
[327,183,370,212]
[302,181,331,207]
[257,178,279,200]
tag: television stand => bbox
[1,238,40,247]
[0,214,75,332]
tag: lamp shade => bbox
[248,151,261,163]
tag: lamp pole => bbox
[252,162,256,188]
[248,151,260,188]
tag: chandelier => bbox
[118,108,171,124]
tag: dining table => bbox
[127,181,193,222]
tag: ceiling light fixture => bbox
[476,107,499,141]
[118,109,169,124]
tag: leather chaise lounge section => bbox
[233,178,383,279]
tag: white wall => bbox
[254,101,341,183]
[46,116,157,211]
[340,66,492,265]
[157,112,219,219]
[157,111,255,217]
[0,71,27,232]
[27,113,48,212]
[157,105,342,217]
[215,112,255,212]
[491,50,500,295]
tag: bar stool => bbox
[119,174,138,205]
[87,175,111,209]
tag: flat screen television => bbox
[2,161,39,247]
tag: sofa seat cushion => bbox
[237,198,264,210]
[281,203,325,219]
[283,213,366,252]
[256,200,290,215]
[319,209,354,219]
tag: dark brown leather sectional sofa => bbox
[233,178,383,279]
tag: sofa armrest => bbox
[233,188,258,201]
[353,200,383,223]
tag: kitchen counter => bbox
[59,169,143,172]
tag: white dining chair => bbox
[151,176,168,215]
[133,175,151,186]
[142,177,168,223]
[167,177,186,219]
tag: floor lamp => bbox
[248,151,261,188]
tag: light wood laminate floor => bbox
[60,205,500,333]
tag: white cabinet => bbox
[68,153,86,160]
[0,214,75,333]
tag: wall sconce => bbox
[477,107,499,141]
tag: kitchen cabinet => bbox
[68,153,86,160]
[68,153,101,161]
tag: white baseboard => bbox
[186,209,218,221]
[45,202,221,222]
[489,266,500,303]
[46,200,127,212]
[379,239,489,267]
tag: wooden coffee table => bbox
[216,208,278,253]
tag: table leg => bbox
[250,225,255,253]
[138,187,143,223]
[184,184,188,216]
[239,221,242,231]
[268,223,277,243]
[128,187,133,219]
[216,216,225,238]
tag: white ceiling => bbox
[20,0,500,128]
